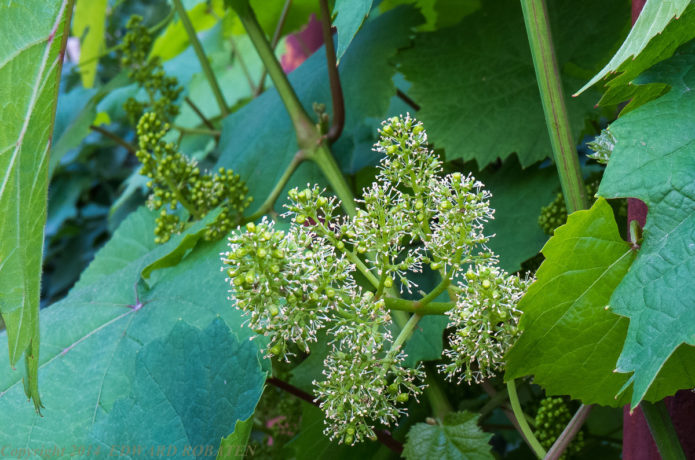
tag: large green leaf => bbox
[576,0,692,95]
[333,0,373,60]
[91,319,264,458]
[0,0,73,410]
[396,0,630,168]
[73,0,108,88]
[402,411,493,460]
[599,46,695,408]
[217,6,422,207]
[0,207,265,446]
[217,414,255,459]
[505,199,636,407]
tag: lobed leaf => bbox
[577,0,694,96]
[599,44,695,408]
[402,411,493,460]
[505,199,636,407]
[333,0,373,60]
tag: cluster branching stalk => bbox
[520,0,587,214]
[89,125,136,154]
[184,96,216,130]
[246,151,305,221]
[172,0,229,117]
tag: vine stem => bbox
[319,0,345,142]
[233,1,317,148]
[172,0,229,117]
[641,400,687,460]
[507,380,547,459]
[184,96,216,130]
[254,0,292,96]
[519,0,587,213]
[545,404,592,460]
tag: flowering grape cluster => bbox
[121,16,251,243]
[534,397,586,458]
[440,264,531,383]
[136,114,251,243]
[222,114,530,443]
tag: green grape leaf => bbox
[505,199,636,407]
[217,414,255,459]
[402,411,493,460]
[73,0,108,88]
[90,319,264,458]
[396,0,630,168]
[576,0,691,95]
[599,46,695,408]
[0,207,265,445]
[217,6,422,206]
[474,156,559,273]
[333,0,373,60]
[0,0,73,411]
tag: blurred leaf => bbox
[396,0,630,168]
[73,0,108,87]
[402,411,493,460]
[0,207,265,446]
[333,0,373,60]
[288,403,384,459]
[151,0,226,61]
[0,0,73,410]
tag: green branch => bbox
[642,400,686,460]
[384,298,453,315]
[232,1,317,148]
[172,0,229,117]
[520,0,587,213]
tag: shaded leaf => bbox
[333,0,373,60]
[474,156,559,273]
[73,0,108,88]
[396,0,630,168]
[0,208,264,445]
[402,411,493,460]
[0,0,73,410]
[91,319,264,459]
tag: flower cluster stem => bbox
[520,0,587,213]
[172,0,229,117]
[507,380,547,459]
